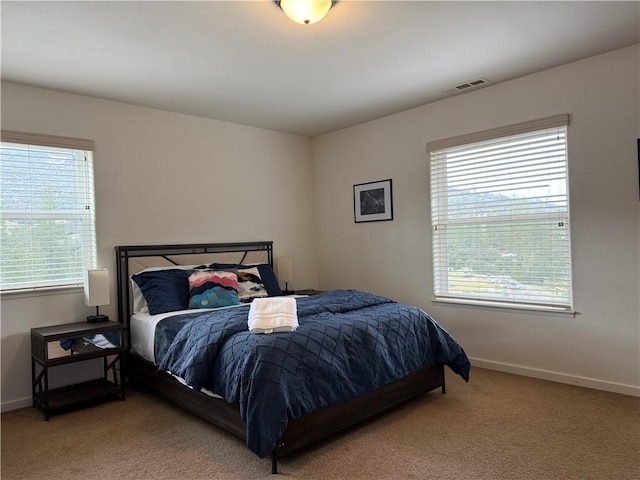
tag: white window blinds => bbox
[1,130,97,291]
[427,115,573,310]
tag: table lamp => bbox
[84,268,110,322]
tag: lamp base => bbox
[87,314,109,323]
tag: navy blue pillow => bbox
[209,263,283,297]
[132,266,207,315]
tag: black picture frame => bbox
[353,179,393,223]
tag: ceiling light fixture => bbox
[275,0,337,25]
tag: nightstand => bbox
[31,321,125,420]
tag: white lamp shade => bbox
[276,256,294,284]
[278,0,333,25]
[84,269,110,307]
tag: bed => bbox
[115,241,470,474]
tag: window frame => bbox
[426,115,575,314]
[1,130,97,293]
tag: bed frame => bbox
[115,241,446,474]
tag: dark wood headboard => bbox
[114,241,273,344]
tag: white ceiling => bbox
[2,1,639,137]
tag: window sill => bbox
[1,285,83,299]
[431,297,578,318]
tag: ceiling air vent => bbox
[441,77,490,94]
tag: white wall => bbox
[311,45,640,395]
[1,83,319,410]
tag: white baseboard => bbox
[470,357,640,397]
[1,396,32,413]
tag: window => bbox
[427,114,573,311]
[1,130,97,292]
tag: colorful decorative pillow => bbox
[188,270,240,309]
[236,267,268,303]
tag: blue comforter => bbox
[158,290,470,458]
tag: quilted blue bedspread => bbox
[157,290,470,458]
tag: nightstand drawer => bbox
[32,321,123,366]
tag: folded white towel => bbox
[248,297,298,334]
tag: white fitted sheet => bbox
[130,304,246,364]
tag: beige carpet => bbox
[2,367,638,480]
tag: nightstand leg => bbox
[31,358,36,407]
[32,362,50,420]
[118,355,125,401]
[43,366,50,421]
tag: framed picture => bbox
[353,179,393,223]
